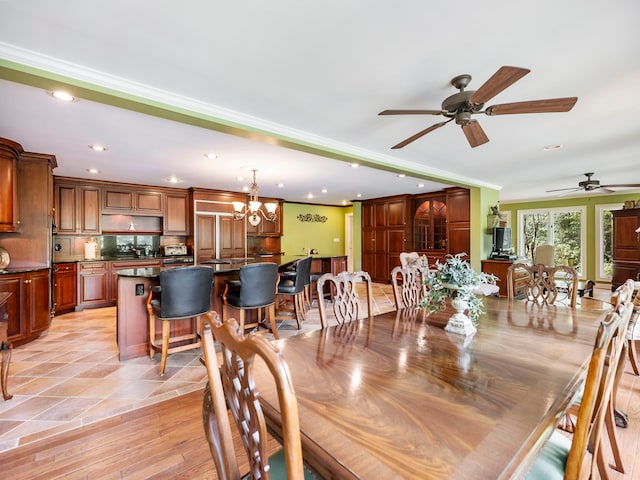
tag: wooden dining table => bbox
[255,296,606,479]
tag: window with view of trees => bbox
[595,204,622,281]
[518,207,586,276]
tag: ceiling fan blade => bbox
[391,119,452,149]
[461,120,489,148]
[600,183,640,188]
[469,66,530,104]
[546,187,581,193]
[379,109,444,115]
[485,97,578,115]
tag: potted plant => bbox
[420,253,497,335]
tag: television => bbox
[492,227,512,253]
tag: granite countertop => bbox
[0,266,51,275]
[54,255,166,263]
[116,261,256,278]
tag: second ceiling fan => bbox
[379,66,577,149]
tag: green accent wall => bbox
[282,203,352,258]
[500,192,640,282]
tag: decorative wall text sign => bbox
[297,213,328,223]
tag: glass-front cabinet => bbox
[414,195,447,254]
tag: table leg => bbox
[1,343,12,400]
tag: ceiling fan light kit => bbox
[380,66,578,148]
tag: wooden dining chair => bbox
[507,263,578,307]
[526,308,627,479]
[390,265,424,309]
[201,311,316,480]
[316,271,374,329]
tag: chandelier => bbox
[232,170,278,227]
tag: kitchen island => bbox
[116,260,271,360]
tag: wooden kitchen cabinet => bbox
[0,138,21,233]
[0,269,52,346]
[219,216,245,258]
[163,191,190,235]
[102,186,163,215]
[77,261,108,309]
[246,200,283,236]
[108,259,161,302]
[196,214,216,263]
[362,196,411,283]
[612,207,640,289]
[53,262,77,315]
[54,181,101,235]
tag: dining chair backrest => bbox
[316,271,374,328]
[562,310,624,478]
[506,263,578,307]
[390,265,424,309]
[201,312,307,480]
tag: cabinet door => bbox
[29,270,51,335]
[53,263,77,313]
[219,216,245,258]
[164,192,189,235]
[0,143,19,232]
[135,191,163,214]
[387,199,407,227]
[196,215,217,263]
[613,211,640,261]
[78,262,108,307]
[0,274,26,340]
[103,188,134,212]
[55,183,77,234]
[79,186,101,234]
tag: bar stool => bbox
[146,266,214,375]
[222,262,280,339]
[276,256,312,329]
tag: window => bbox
[518,206,586,276]
[595,203,622,282]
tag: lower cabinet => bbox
[0,269,52,346]
[77,259,161,309]
[53,262,77,315]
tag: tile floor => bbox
[0,283,396,453]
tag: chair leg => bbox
[159,320,172,375]
[605,400,625,473]
[267,304,279,340]
[149,312,157,359]
[629,339,640,375]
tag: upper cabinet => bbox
[55,182,101,235]
[102,186,163,215]
[246,199,283,236]
[163,191,190,235]
[0,138,22,232]
[612,207,640,289]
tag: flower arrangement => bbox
[419,253,497,324]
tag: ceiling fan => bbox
[379,66,577,149]
[546,172,640,194]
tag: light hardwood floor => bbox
[1,285,639,479]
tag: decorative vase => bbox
[444,292,477,336]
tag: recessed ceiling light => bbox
[204,153,218,159]
[88,145,107,152]
[543,144,562,150]
[321,188,328,193]
[307,193,314,199]
[356,193,362,198]
[277,183,285,188]
[49,90,76,102]
[236,176,244,181]
[86,168,100,174]
[397,174,406,178]
[417,183,425,188]
[165,176,181,183]
[242,186,249,192]
[351,163,359,168]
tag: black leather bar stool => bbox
[222,262,280,339]
[146,266,214,375]
[276,256,312,329]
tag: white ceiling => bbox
[1,0,639,205]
